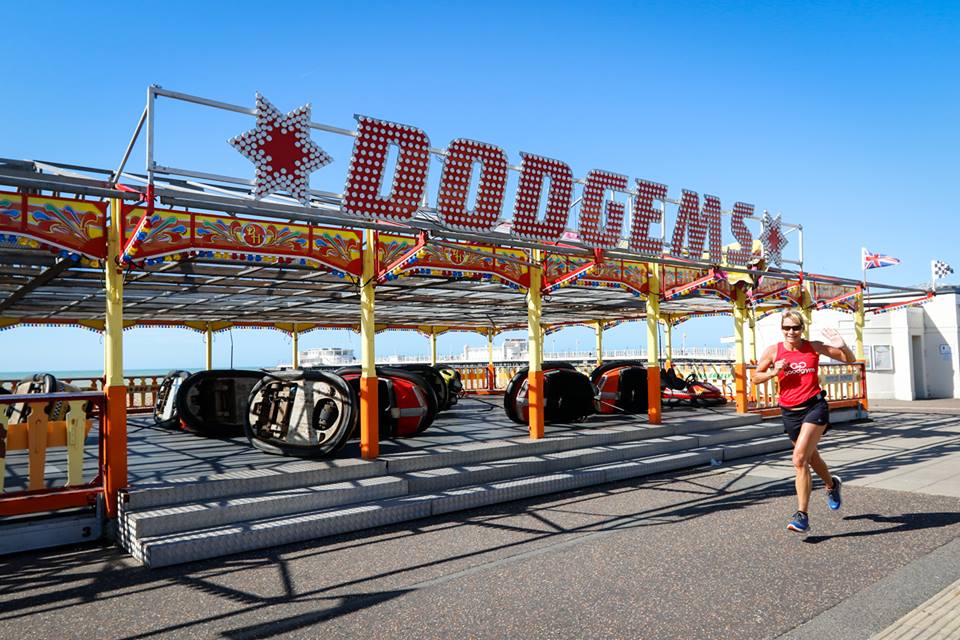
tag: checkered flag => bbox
[933,260,954,279]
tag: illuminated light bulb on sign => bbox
[671,190,722,260]
[727,202,755,266]
[759,211,788,267]
[343,116,431,221]
[579,169,628,249]
[629,179,667,255]
[437,138,508,232]
[511,153,574,242]
[229,93,332,204]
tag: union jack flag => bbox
[862,247,901,270]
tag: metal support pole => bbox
[487,330,496,391]
[205,326,213,370]
[747,306,757,363]
[855,291,865,360]
[429,330,438,366]
[527,250,544,439]
[663,318,673,368]
[292,325,300,369]
[360,229,379,459]
[855,290,868,411]
[733,286,749,413]
[801,280,814,340]
[103,198,128,519]
[594,321,603,367]
[646,264,662,424]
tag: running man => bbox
[753,310,856,532]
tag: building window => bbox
[870,345,894,371]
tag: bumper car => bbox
[6,373,81,424]
[590,361,648,414]
[245,369,356,457]
[660,367,728,408]
[504,362,595,424]
[153,370,190,429]
[175,369,265,437]
[336,366,439,437]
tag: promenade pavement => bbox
[0,402,957,639]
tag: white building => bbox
[460,338,528,362]
[756,291,960,400]
[299,347,357,367]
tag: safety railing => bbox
[668,361,736,399]
[745,362,867,414]
[0,391,106,516]
[0,376,161,414]
[450,359,867,417]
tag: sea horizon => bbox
[0,366,277,380]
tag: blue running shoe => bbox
[787,511,809,533]
[827,475,842,510]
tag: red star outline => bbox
[759,212,788,267]
[229,93,332,205]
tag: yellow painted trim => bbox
[801,281,814,340]
[855,291,865,360]
[645,263,660,367]
[487,331,495,367]
[594,320,603,367]
[528,250,543,374]
[292,325,300,369]
[733,287,750,414]
[65,400,87,486]
[104,199,124,386]
[733,287,747,365]
[79,319,105,332]
[185,320,233,334]
[360,229,378,459]
[430,331,438,366]
[275,322,318,335]
[662,318,673,363]
[27,403,47,490]
[361,229,377,377]
[205,326,213,370]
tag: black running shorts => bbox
[779,391,830,443]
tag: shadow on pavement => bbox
[802,512,960,544]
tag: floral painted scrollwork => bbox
[0,195,21,227]
[22,196,106,258]
[313,231,361,274]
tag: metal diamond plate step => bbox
[130,432,793,568]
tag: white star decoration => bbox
[229,93,332,204]
[759,211,788,267]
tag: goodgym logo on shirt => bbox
[784,361,816,376]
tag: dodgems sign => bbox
[221,91,788,267]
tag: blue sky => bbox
[2,1,957,372]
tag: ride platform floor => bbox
[2,396,738,491]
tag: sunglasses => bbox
[781,325,803,332]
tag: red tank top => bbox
[776,341,821,407]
